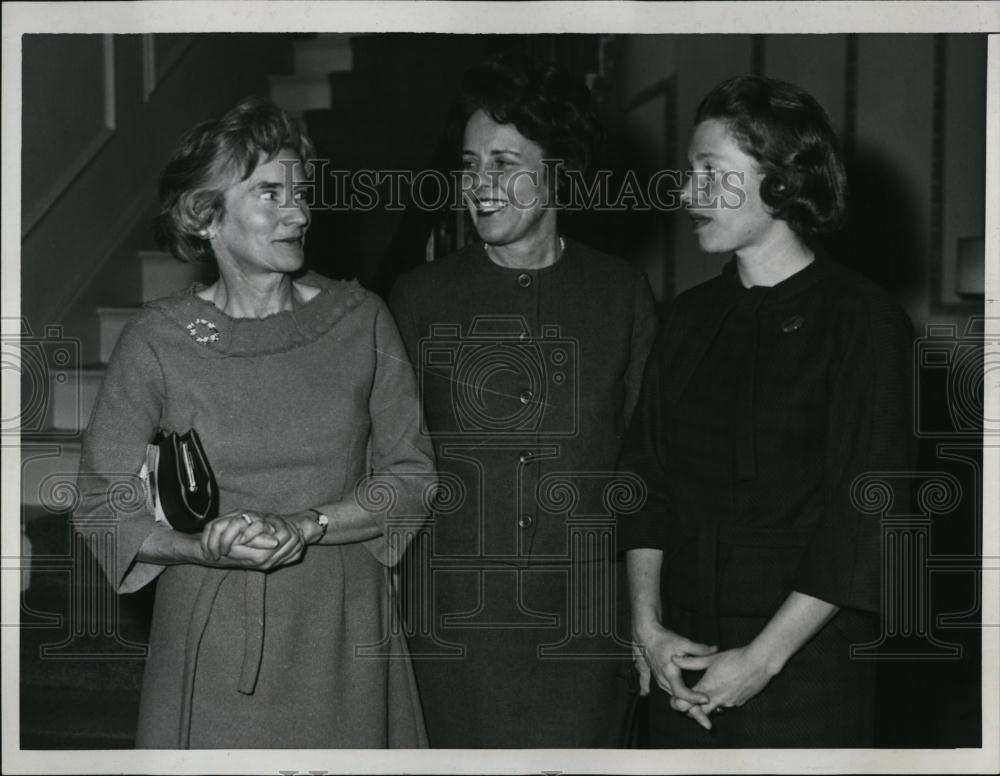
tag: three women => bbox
[79,65,909,751]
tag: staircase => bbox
[301,33,489,293]
[18,250,212,749]
[19,32,605,749]
[300,33,606,295]
[17,34,351,750]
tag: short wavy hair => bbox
[154,96,314,263]
[458,51,603,183]
[695,75,847,239]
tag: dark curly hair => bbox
[458,51,603,184]
[695,75,847,239]
[154,96,314,264]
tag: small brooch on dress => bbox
[781,315,805,333]
[186,318,220,344]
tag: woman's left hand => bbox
[201,512,278,561]
[203,511,306,569]
[669,645,775,723]
[236,511,307,568]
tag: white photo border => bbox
[2,2,998,774]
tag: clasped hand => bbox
[633,622,775,731]
[199,510,306,571]
[632,621,717,729]
[669,645,775,730]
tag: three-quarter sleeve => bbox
[616,335,673,553]
[792,294,914,613]
[74,318,165,594]
[359,297,437,567]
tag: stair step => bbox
[96,306,141,364]
[20,512,154,678]
[21,507,155,624]
[326,71,460,113]
[305,111,439,166]
[21,584,155,637]
[349,33,475,79]
[21,546,154,610]
[21,630,147,693]
[269,74,331,114]
[20,440,82,508]
[140,249,216,302]
[7,324,83,437]
[43,365,103,433]
[294,33,353,76]
[19,511,154,748]
[20,684,139,749]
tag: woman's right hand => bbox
[632,620,717,703]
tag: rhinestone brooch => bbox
[186,318,220,344]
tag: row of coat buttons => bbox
[518,450,534,528]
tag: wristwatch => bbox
[307,508,329,542]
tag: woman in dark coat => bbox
[389,53,658,747]
[618,75,913,747]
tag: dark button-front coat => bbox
[390,238,657,747]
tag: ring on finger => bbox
[242,512,254,525]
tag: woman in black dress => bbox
[390,52,657,747]
[619,75,912,746]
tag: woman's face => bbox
[462,109,556,247]
[682,118,783,257]
[209,148,311,277]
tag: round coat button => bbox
[518,514,534,529]
[519,389,533,405]
[517,273,532,288]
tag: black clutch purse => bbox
[141,428,219,533]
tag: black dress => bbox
[389,238,658,747]
[618,257,913,747]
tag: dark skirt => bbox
[402,544,638,748]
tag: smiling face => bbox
[461,109,557,247]
[682,118,785,258]
[209,148,310,278]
